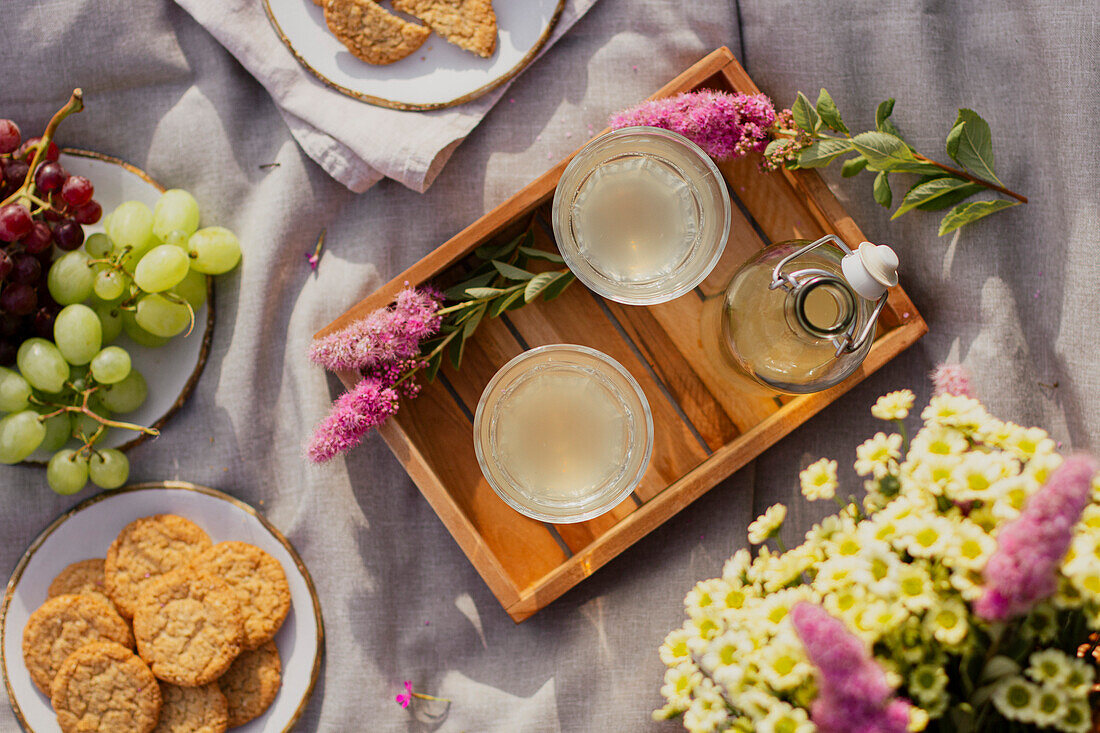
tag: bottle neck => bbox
[786,272,857,339]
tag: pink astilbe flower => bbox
[790,603,911,733]
[609,91,777,160]
[975,455,1099,620]
[930,363,973,397]
[306,376,399,463]
[309,286,442,372]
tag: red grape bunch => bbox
[0,90,99,366]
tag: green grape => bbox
[16,339,69,393]
[90,346,131,385]
[47,450,89,495]
[171,269,208,311]
[0,410,47,464]
[187,227,241,275]
[54,305,103,366]
[152,189,201,241]
[71,411,108,440]
[93,268,129,301]
[94,302,124,344]
[106,200,154,252]
[120,234,159,274]
[89,449,129,490]
[134,245,189,293]
[98,369,146,414]
[0,366,32,412]
[100,212,112,234]
[84,232,113,259]
[163,230,189,249]
[135,294,190,338]
[38,412,72,453]
[48,250,95,305]
[121,310,170,348]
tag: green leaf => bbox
[916,182,985,211]
[945,108,1001,185]
[888,161,947,175]
[491,260,535,281]
[849,131,916,171]
[447,332,466,370]
[840,156,868,177]
[791,92,821,133]
[938,199,1019,236]
[875,98,895,129]
[873,171,892,207]
[797,139,852,168]
[524,272,561,303]
[443,272,494,301]
[488,289,524,317]
[764,139,788,158]
[892,177,980,218]
[465,286,508,299]
[424,349,443,382]
[517,246,565,264]
[462,303,485,338]
[540,271,576,301]
[815,89,848,134]
[474,231,526,261]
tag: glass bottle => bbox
[718,234,898,394]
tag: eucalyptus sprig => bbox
[767,89,1027,235]
[418,226,575,382]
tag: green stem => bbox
[410,692,451,703]
[1,89,84,208]
[911,152,1028,203]
[894,419,909,452]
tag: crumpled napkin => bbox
[173,0,599,193]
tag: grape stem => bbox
[31,385,160,441]
[0,88,84,208]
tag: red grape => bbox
[0,251,12,280]
[0,282,37,315]
[73,200,102,225]
[18,137,59,162]
[0,119,20,155]
[3,159,28,186]
[0,341,16,366]
[53,219,84,251]
[61,175,93,207]
[34,162,66,192]
[22,222,53,254]
[33,306,56,339]
[11,255,41,285]
[0,313,20,338]
[0,204,33,242]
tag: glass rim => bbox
[552,125,732,306]
[472,343,654,524]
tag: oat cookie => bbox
[391,0,497,58]
[105,514,212,619]
[153,682,228,733]
[218,640,282,728]
[23,594,134,696]
[133,570,243,687]
[50,641,161,733]
[323,0,430,65]
[47,559,113,608]
[192,541,290,649]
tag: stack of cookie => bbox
[321,0,498,65]
[22,514,291,733]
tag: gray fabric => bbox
[0,1,1097,730]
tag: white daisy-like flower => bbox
[1020,603,1060,644]
[856,600,907,640]
[910,423,969,457]
[942,519,996,572]
[684,578,730,618]
[699,629,748,674]
[800,457,838,501]
[898,515,952,559]
[992,677,1040,724]
[757,640,813,691]
[1004,424,1056,460]
[923,597,969,647]
[872,389,916,421]
[722,548,752,583]
[920,394,986,430]
[1060,700,1093,733]
[908,663,949,704]
[1030,686,1066,728]
[854,432,903,478]
[896,563,935,612]
[1061,654,1097,695]
[908,706,931,732]
[948,451,1011,502]
[748,503,787,545]
[682,680,729,733]
[660,663,703,709]
[1027,648,1076,686]
[658,627,693,666]
[756,700,814,733]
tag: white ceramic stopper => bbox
[842,241,899,300]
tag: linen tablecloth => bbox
[0,1,1097,730]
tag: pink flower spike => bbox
[306,229,325,272]
[930,363,972,398]
[306,376,400,462]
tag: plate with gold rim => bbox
[1,482,324,732]
[263,0,566,110]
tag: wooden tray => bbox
[317,48,928,622]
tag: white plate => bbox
[1,482,324,733]
[264,0,565,110]
[27,150,213,459]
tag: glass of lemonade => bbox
[473,344,653,523]
[552,126,731,305]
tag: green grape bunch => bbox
[0,186,242,495]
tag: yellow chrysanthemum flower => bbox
[923,598,969,647]
[757,701,814,733]
[872,389,916,421]
[854,432,903,478]
[748,503,787,545]
[800,457,838,501]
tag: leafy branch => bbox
[417,226,575,382]
[767,89,1026,235]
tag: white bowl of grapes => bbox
[0,90,241,495]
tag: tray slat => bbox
[320,48,929,622]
